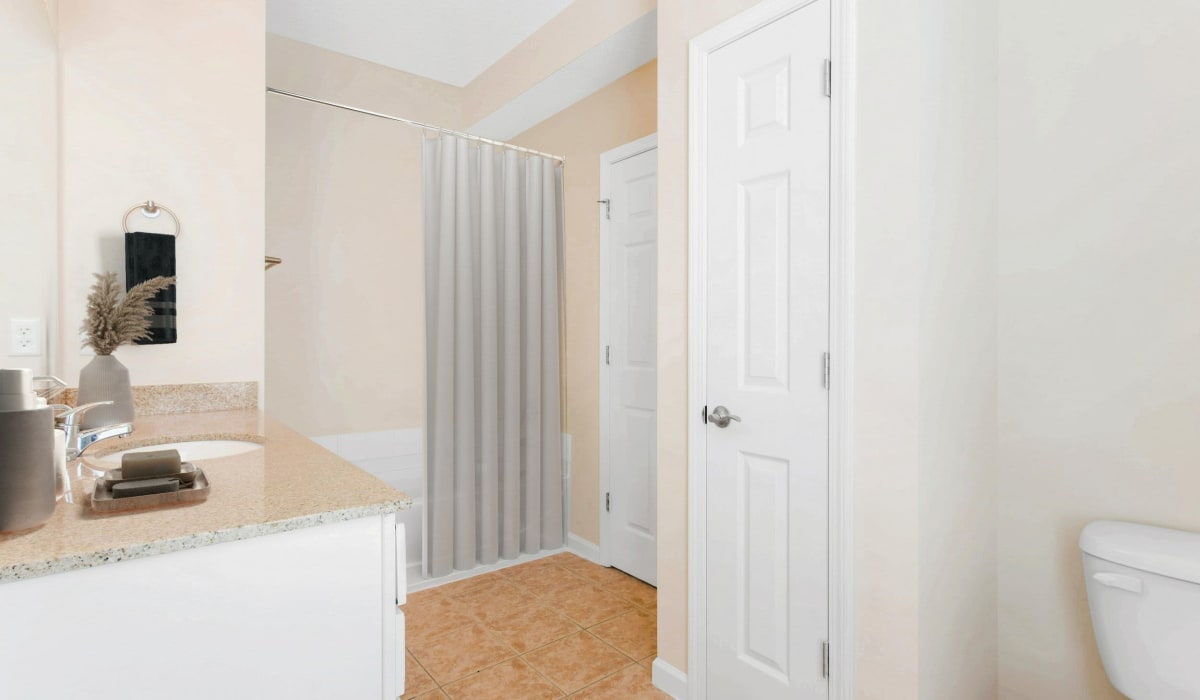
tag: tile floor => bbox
[402,552,669,699]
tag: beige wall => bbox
[0,0,58,376]
[513,61,658,545]
[56,0,265,388]
[914,0,998,696]
[997,1,1200,697]
[265,35,463,436]
[851,0,924,691]
[656,2,1000,696]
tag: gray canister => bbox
[0,407,56,532]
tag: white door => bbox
[600,135,658,585]
[703,2,831,698]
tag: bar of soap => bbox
[121,449,182,479]
[111,477,180,499]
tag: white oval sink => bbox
[95,440,263,466]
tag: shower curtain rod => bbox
[266,87,566,163]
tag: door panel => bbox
[739,172,792,390]
[704,2,830,698]
[604,142,658,585]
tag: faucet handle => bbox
[55,401,114,427]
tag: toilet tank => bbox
[1080,521,1200,700]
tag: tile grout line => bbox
[515,648,572,698]
[565,661,642,698]
[405,650,440,699]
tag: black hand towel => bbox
[125,231,177,344]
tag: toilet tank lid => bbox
[1080,521,1200,584]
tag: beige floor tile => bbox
[438,571,509,599]
[498,557,561,579]
[453,580,536,624]
[410,623,515,685]
[403,651,438,699]
[442,657,564,700]
[404,586,446,608]
[546,583,634,627]
[543,552,586,566]
[569,662,669,699]
[559,560,633,587]
[604,574,657,610]
[483,604,582,653]
[405,593,477,646]
[523,631,632,694]
[404,557,660,698]
[588,608,657,660]
[508,562,593,598]
[637,592,658,614]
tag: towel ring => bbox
[123,200,182,237]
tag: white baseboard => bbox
[566,533,602,564]
[407,547,569,593]
[652,658,687,699]
[408,533,604,593]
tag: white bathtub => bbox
[310,428,572,588]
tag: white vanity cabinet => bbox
[0,515,406,700]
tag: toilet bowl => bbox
[1080,521,1200,700]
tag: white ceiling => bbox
[266,0,576,87]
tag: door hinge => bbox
[822,641,830,678]
[605,492,611,512]
[605,345,611,366]
[823,352,831,389]
[823,59,832,98]
[597,198,611,220]
[702,405,708,424]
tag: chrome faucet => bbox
[52,402,133,461]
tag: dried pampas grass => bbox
[82,272,176,355]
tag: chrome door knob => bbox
[709,405,741,428]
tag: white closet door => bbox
[703,1,831,697]
[601,138,658,585]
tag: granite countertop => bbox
[0,409,411,583]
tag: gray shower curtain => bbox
[423,134,564,577]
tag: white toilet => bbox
[1080,521,1200,700]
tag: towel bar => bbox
[123,200,181,237]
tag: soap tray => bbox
[90,463,210,514]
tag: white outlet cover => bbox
[9,318,42,357]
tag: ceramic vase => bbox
[76,354,135,429]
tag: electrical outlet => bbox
[9,318,42,357]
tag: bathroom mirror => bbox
[0,0,60,377]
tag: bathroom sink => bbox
[94,440,264,466]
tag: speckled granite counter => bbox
[0,410,411,583]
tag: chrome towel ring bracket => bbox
[122,200,181,237]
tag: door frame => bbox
[599,133,659,569]
[686,0,855,698]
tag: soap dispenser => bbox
[0,369,56,532]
